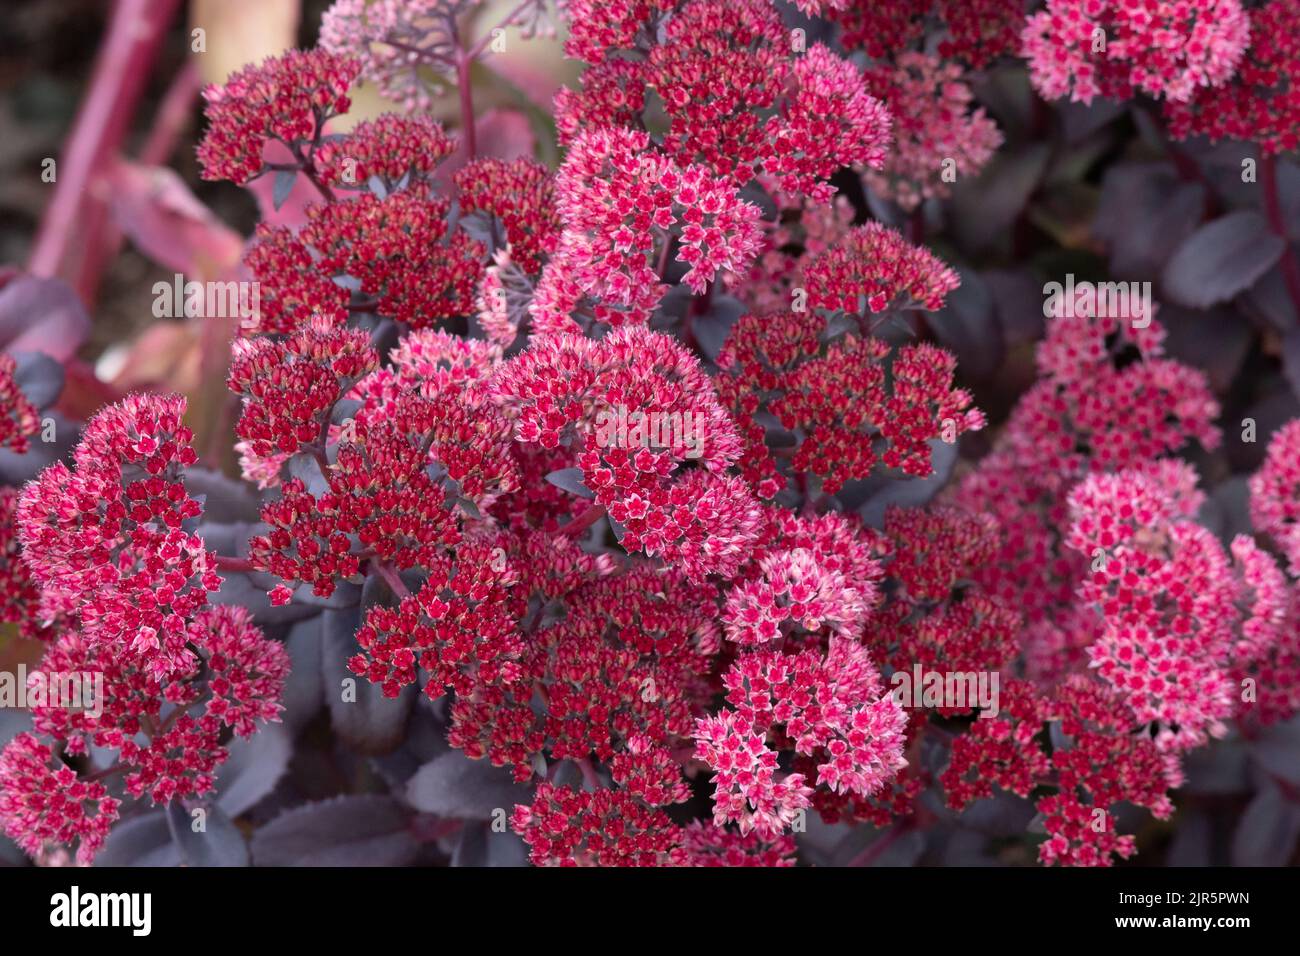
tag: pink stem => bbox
[141,60,202,166]
[561,503,606,538]
[846,824,910,867]
[372,561,412,599]
[456,52,477,160]
[214,555,256,573]
[466,0,542,60]
[28,0,182,285]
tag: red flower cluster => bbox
[228,317,378,461]
[1021,0,1250,105]
[1164,0,1300,154]
[717,305,982,495]
[454,158,562,275]
[315,113,457,189]
[0,353,40,453]
[559,0,891,207]
[299,184,484,329]
[196,49,360,184]
[830,0,1025,67]
[1,396,287,863]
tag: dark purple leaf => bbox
[323,604,414,754]
[405,751,530,820]
[1162,210,1285,309]
[1231,785,1300,866]
[0,275,91,361]
[1093,163,1204,280]
[545,467,594,499]
[929,266,1003,381]
[166,803,249,867]
[10,351,64,410]
[250,795,419,866]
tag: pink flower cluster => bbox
[196,49,359,184]
[0,354,39,453]
[863,52,1003,211]
[1,395,287,863]
[1021,0,1251,105]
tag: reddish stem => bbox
[846,824,911,867]
[372,561,412,599]
[466,0,542,60]
[28,0,182,284]
[1260,154,1300,319]
[456,52,477,160]
[214,555,256,573]
[561,503,607,537]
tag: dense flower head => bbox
[454,158,562,275]
[249,399,463,596]
[16,395,217,680]
[950,305,1220,628]
[763,44,892,206]
[0,734,120,866]
[559,0,891,207]
[511,782,680,866]
[349,535,523,701]
[1228,535,1300,726]
[1163,0,1300,154]
[863,52,1003,211]
[299,184,484,329]
[21,607,287,808]
[0,353,40,453]
[1250,419,1300,576]
[697,637,908,836]
[801,222,962,315]
[196,49,360,184]
[646,0,788,184]
[1066,465,1239,751]
[491,327,763,577]
[2,391,287,864]
[547,125,764,324]
[553,58,648,146]
[717,309,983,494]
[315,113,456,189]
[563,0,676,64]
[0,487,44,639]
[243,224,352,336]
[444,565,715,780]
[724,547,876,646]
[1021,0,1250,105]
[228,318,378,461]
[830,0,1025,67]
[941,677,1052,808]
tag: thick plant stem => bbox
[373,561,412,599]
[214,555,256,573]
[457,52,477,160]
[562,502,607,537]
[28,0,182,286]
